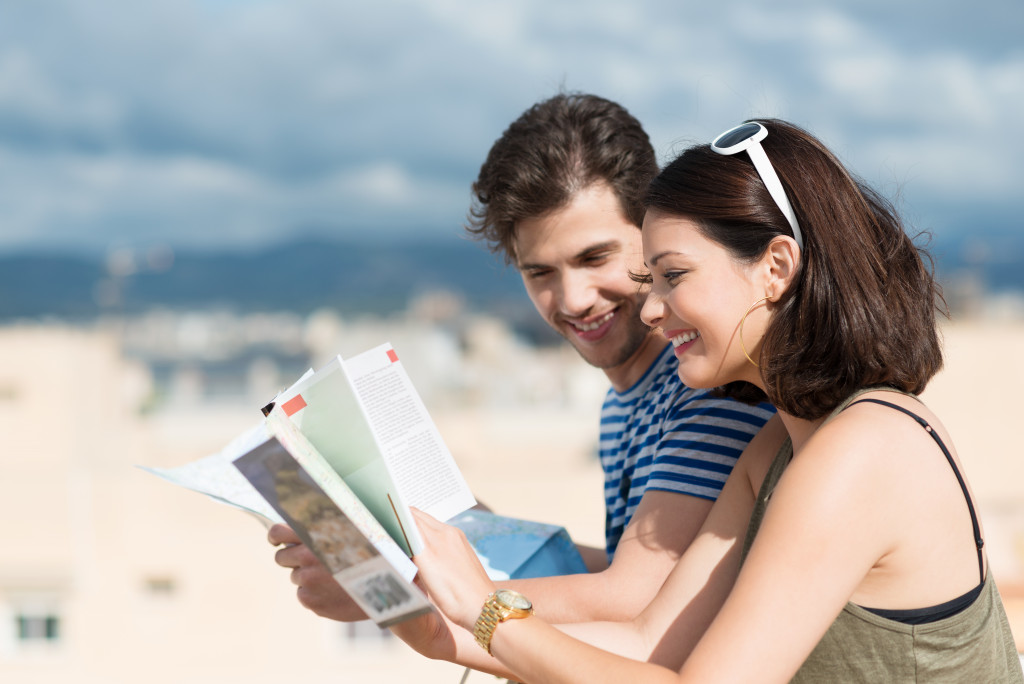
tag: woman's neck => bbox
[775,410,826,454]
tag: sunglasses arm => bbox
[745,143,803,250]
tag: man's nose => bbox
[558,270,597,317]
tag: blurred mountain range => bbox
[1,234,1022,322]
[0,237,527,321]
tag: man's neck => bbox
[603,332,669,393]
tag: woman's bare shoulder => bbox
[817,390,946,455]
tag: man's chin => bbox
[567,338,633,371]
[572,327,659,370]
[556,315,654,369]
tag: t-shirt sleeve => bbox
[646,390,774,501]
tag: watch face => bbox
[495,589,532,611]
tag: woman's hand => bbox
[410,507,496,631]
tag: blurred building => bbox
[0,311,607,683]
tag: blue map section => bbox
[448,510,588,580]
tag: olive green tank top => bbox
[740,388,1023,682]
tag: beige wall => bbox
[0,327,434,681]
[0,320,1021,682]
[0,324,602,683]
[922,321,1024,650]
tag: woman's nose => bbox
[640,288,664,328]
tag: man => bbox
[269,93,773,626]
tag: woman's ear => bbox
[763,236,800,301]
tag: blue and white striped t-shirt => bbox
[600,343,775,560]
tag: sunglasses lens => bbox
[714,122,762,149]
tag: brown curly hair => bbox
[467,92,658,263]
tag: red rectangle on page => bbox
[281,394,307,416]
[387,349,399,363]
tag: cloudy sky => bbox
[0,0,1021,255]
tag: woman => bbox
[409,119,1023,682]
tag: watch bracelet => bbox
[473,593,506,654]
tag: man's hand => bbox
[267,523,369,622]
[390,604,461,662]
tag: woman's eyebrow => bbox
[647,250,682,267]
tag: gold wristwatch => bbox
[472,589,533,655]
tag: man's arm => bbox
[575,544,610,573]
[266,489,701,624]
[501,490,710,622]
[267,403,772,625]
[514,384,774,623]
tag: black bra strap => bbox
[847,398,985,584]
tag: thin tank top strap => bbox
[846,397,985,584]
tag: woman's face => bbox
[640,210,771,390]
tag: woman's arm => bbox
[672,414,904,682]
[414,412,907,683]
[558,449,759,668]
[411,508,683,683]
[408,420,777,680]
[535,413,789,667]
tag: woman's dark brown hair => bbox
[467,92,658,263]
[645,119,945,420]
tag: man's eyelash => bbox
[629,269,652,285]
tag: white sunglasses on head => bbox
[711,122,803,250]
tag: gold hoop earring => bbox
[739,296,770,368]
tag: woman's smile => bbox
[665,328,701,356]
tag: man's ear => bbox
[763,236,800,301]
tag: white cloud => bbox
[0,144,470,252]
[0,0,1019,251]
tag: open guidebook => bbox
[142,342,475,626]
[141,342,587,627]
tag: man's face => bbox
[514,183,653,374]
